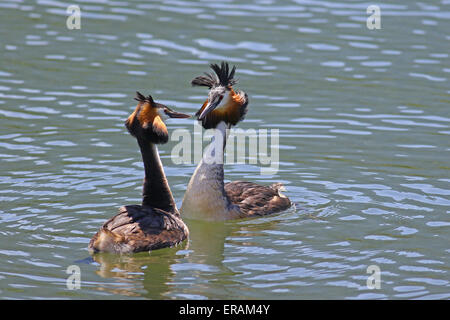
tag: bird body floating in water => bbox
[89,92,190,254]
[181,62,291,221]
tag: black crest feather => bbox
[191,61,238,88]
[134,91,154,104]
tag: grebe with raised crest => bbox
[181,62,291,221]
[89,92,190,253]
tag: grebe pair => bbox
[88,62,291,254]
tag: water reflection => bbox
[89,216,293,299]
[185,219,237,269]
[91,245,186,299]
[88,220,237,299]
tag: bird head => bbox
[125,91,190,144]
[191,61,248,129]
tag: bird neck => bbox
[136,137,178,214]
[181,121,241,220]
[203,121,229,164]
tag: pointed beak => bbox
[198,98,221,120]
[160,105,191,119]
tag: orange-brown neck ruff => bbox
[199,88,247,129]
[125,103,142,136]
[126,102,168,143]
[138,104,168,134]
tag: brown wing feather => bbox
[88,205,189,254]
[224,181,291,217]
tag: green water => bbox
[0,0,449,299]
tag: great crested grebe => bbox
[89,92,190,254]
[181,62,291,221]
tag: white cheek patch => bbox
[215,91,230,110]
[157,108,169,120]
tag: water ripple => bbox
[0,0,449,300]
